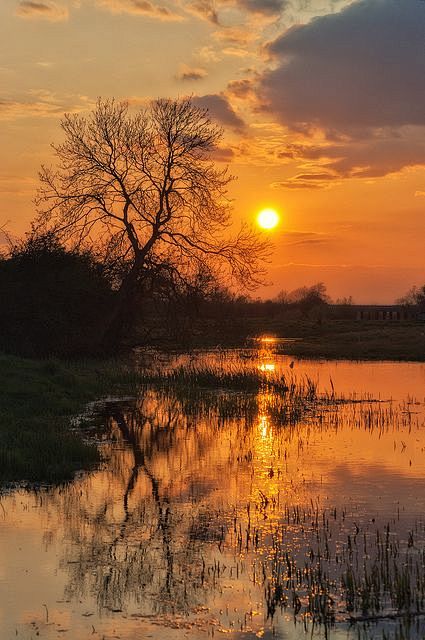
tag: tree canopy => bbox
[398,285,425,307]
[34,97,268,348]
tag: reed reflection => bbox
[48,378,312,619]
[32,352,425,639]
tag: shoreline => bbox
[0,354,143,485]
[245,321,425,362]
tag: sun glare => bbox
[257,208,280,230]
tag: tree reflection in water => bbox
[55,388,267,618]
[36,367,425,639]
[60,398,193,614]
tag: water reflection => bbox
[1,352,425,639]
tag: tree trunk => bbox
[99,262,144,353]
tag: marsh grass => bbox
[145,360,317,395]
[0,353,143,484]
[1,349,319,484]
[221,493,425,639]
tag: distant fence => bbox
[329,305,425,322]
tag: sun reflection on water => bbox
[2,349,425,640]
[259,336,276,344]
[258,362,276,372]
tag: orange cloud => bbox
[271,172,339,190]
[187,0,287,23]
[0,93,94,121]
[15,1,68,21]
[97,0,183,20]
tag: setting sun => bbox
[256,208,280,230]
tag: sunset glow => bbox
[0,1,424,302]
[256,208,280,230]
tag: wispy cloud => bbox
[176,64,207,81]
[0,175,38,195]
[186,0,218,23]
[186,0,288,23]
[273,126,425,180]
[279,231,336,246]
[97,0,183,20]
[0,92,94,121]
[15,1,69,21]
[271,171,339,190]
[210,145,235,162]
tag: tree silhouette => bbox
[34,98,268,350]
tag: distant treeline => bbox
[0,235,423,357]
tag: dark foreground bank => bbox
[0,354,142,484]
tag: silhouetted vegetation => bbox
[34,97,268,351]
[130,281,333,347]
[0,233,114,356]
[398,284,425,308]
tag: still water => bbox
[2,346,425,639]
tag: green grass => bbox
[0,353,143,484]
[280,323,425,361]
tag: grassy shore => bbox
[244,320,425,361]
[280,323,425,361]
[0,354,142,485]
[2,322,424,484]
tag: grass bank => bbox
[278,322,425,361]
[0,353,142,485]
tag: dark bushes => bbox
[0,235,114,356]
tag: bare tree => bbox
[397,285,425,307]
[34,97,268,349]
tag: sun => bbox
[256,208,280,230]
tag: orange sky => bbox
[0,0,424,302]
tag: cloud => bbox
[186,0,287,24]
[277,128,425,178]
[227,78,256,99]
[0,99,63,120]
[213,25,257,46]
[271,171,338,190]
[0,175,38,195]
[0,93,94,121]
[210,145,235,162]
[192,94,245,131]
[279,230,335,246]
[176,64,207,81]
[35,60,55,68]
[197,46,221,63]
[262,0,425,134]
[97,0,183,20]
[15,1,69,21]
[324,130,425,178]
[236,0,288,15]
[186,0,218,23]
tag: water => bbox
[2,345,425,639]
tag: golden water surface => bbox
[1,346,425,639]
